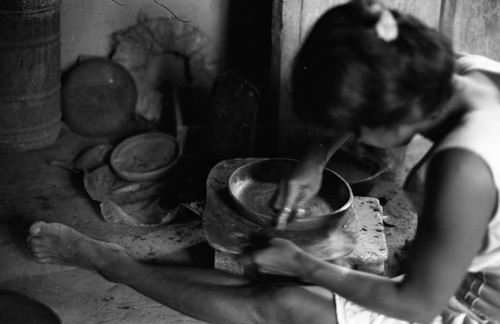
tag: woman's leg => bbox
[28,221,338,324]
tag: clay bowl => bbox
[228,159,353,231]
[326,151,386,196]
[110,132,180,182]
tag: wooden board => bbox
[450,0,500,61]
[271,0,349,156]
[299,0,348,39]
[381,0,442,28]
[439,0,457,38]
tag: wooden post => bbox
[447,0,500,61]
[271,0,348,156]
[439,0,458,38]
[381,0,443,29]
[271,0,310,156]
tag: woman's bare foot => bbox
[28,221,132,281]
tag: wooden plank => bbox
[380,0,442,29]
[299,0,443,45]
[451,0,500,61]
[300,0,348,39]
[272,0,349,155]
[439,0,458,38]
[271,0,303,155]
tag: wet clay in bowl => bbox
[228,159,353,231]
[110,132,179,182]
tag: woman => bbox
[28,0,500,323]
[269,1,500,322]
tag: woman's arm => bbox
[255,148,496,322]
[272,131,351,221]
[300,131,352,168]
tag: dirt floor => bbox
[0,126,209,323]
[0,125,430,323]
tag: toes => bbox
[27,236,53,257]
[27,236,43,249]
[29,221,47,236]
[36,257,56,265]
[32,251,55,260]
[30,243,52,254]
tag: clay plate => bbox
[228,159,353,231]
[110,132,180,182]
[61,57,138,138]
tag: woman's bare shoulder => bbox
[426,148,496,211]
[456,53,500,94]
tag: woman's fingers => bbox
[276,207,292,230]
[237,251,255,267]
[271,180,287,212]
[276,183,305,229]
[242,238,305,276]
[275,184,314,229]
[295,195,308,218]
[272,180,301,229]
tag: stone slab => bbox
[341,197,388,274]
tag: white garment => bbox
[434,107,500,274]
[336,54,500,324]
[335,294,486,324]
[405,53,500,275]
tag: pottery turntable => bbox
[202,158,389,278]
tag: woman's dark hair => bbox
[292,0,455,132]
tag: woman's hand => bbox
[272,133,352,228]
[272,159,324,226]
[239,238,310,277]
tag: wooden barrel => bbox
[0,0,62,152]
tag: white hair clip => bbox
[375,9,398,42]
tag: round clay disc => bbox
[61,57,138,137]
